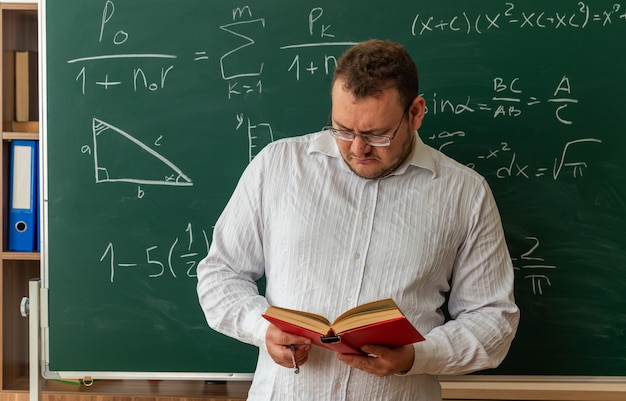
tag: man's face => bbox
[330,79,425,179]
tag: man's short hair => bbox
[333,39,419,107]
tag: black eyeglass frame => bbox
[324,101,413,147]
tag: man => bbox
[197,39,519,401]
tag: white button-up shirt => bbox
[197,131,519,401]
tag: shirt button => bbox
[354,252,361,260]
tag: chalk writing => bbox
[424,75,579,124]
[69,2,178,94]
[430,135,602,180]
[67,0,178,95]
[422,72,602,179]
[219,6,266,100]
[99,0,127,44]
[220,18,265,80]
[236,114,274,161]
[71,60,176,95]
[227,80,263,98]
[512,236,557,295]
[412,2,626,36]
[85,118,193,187]
[100,223,209,283]
[280,7,356,80]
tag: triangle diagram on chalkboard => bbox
[92,118,193,186]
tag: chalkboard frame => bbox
[39,0,626,386]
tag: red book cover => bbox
[336,317,425,353]
[263,305,424,355]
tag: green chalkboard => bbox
[42,0,626,378]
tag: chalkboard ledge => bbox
[7,379,251,399]
[440,376,626,401]
[6,377,626,401]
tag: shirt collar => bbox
[308,130,341,157]
[308,130,438,178]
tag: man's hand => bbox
[266,324,312,370]
[337,344,414,377]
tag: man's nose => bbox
[350,135,372,156]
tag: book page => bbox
[332,308,403,334]
[333,298,397,321]
[264,306,332,334]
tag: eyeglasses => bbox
[324,102,412,147]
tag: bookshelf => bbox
[0,2,38,396]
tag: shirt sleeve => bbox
[196,152,271,349]
[407,179,520,376]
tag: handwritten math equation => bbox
[420,74,603,180]
[71,2,626,91]
[98,221,556,296]
[511,236,557,296]
[412,2,626,36]
[423,75,579,124]
[99,223,208,283]
[427,134,602,181]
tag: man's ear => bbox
[409,96,426,131]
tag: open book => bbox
[262,298,424,354]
